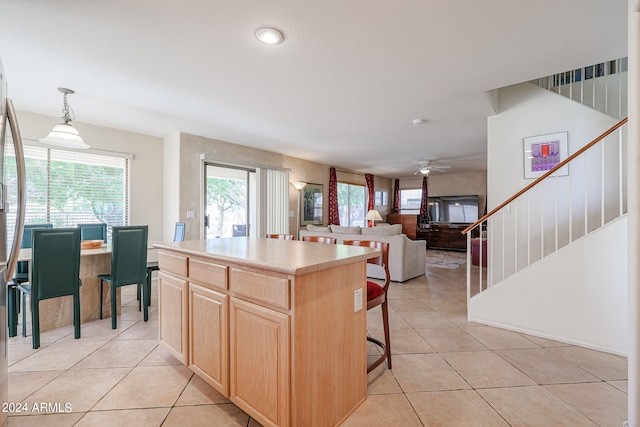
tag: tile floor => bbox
[7,253,628,426]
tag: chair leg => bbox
[143,273,151,322]
[381,300,392,370]
[99,279,104,320]
[7,286,17,338]
[111,284,118,329]
[21,292,27,338]
[31,300,40,350]
[137,284,141,311]
[73,293,81,339]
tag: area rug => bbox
[425,249,467,269]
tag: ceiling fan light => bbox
[420,168,430,175]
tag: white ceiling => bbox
[0,0,628,178]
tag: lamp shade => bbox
[365,209,383,221]
[292,181,307,190]
[39,123,89,149]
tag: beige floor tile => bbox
[341,394,422,427]
[7,413,84,426]
[398,311,454,329]
[93,365,192,410]
[139,344,183,367]
[72,339,157,369]
[609,380,628,393]
[366,364,402,395]
[420,296,467,311]
[9,341,106,372]
[8,371,63,402]
[163,404,250,427]
[367,306,410,330]
[8,343,48,366]
[478,386,597,426]
[407,390,509,426]
[497,348,599,384]
[368,327,434,355]
[388,298,432,312]
[175,374,230,405]
[463,326,540,349]
[74,408,170,427]
[9,325,74,347]
[545,382,627,427]
[57,318,136,342]
[25,368,130,413]
[386,287,420,300]
[519,334,569,347]
[391,353,470,392]
[416,327,487,352]
[442,351,536,388]
[114,319,159,340]
[547,346,628,380]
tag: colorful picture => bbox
[523,132,568,179]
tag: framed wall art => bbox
[523,131,568,179]
[300,183,323,225]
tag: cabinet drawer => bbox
[159,251,188,277]
[229,268,290,310]
[189,258,228,291]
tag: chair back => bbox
[302,235,336,244]
[174,222,186,242]
[31,228,81,301]
[77,223,107,241]
[266,234,295,240]
[21,223,53,249]
[343,240,390,289]
[111,225,148,288]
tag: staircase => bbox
[463,118,628,354]
[530,58,628,120]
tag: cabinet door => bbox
[230,298,290,427]
[158,271,188,364]
[188,282,228,396]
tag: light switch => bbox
[186,210,196,219]
[354,288,363,312]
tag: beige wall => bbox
[15,110,164,241]
[172,133,393,240]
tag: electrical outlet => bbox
[354,288,363,312]
[186,210,196,219]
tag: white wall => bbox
[15,110,164,241]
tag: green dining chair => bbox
[98,225,148,329]
[17,228,82,349]
[141,222,185,320]
[77,223,107,241]
[8,223,53,338]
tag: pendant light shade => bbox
[39,88,89,149]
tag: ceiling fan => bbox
[414,160,451,175]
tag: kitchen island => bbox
[153,237,379,427]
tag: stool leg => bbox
[99,279,104,320]
[7,286,17,338]
[21,292,27,338]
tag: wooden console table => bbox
[388,214,417,239]
[154,238,378,427]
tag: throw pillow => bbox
[330,225,362,234]
[361,224,402,236]
[306,224,331,232]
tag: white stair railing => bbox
[463,118,628,302]
[531,58,628,120]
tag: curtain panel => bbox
[392,179,400,213]
[365,173,375,227]
[420,176,429,218]
[328,167,340,225]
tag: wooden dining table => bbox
[15,244,159,333]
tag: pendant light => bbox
[39,88,89,149]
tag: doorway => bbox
[204,164,256,238]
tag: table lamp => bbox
[366,209,383,227]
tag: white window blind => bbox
[265,169,289,234]
[4,144,129,242]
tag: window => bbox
[400,189,422,214]
[4,144,129,242]
[337,182,365,227]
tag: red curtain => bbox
[328,167,340,225]
[420,176,429,218]
[392,179,400,214]
[365,173,375,227]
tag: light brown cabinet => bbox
[155,239,375,427]
[230,297,290,427]
[388,213,418,239]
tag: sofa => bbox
[299,224,426,282]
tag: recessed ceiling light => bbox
[255,27,284,45]
[412,119,425,126]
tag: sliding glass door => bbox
[204,164,256,238]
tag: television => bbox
[427,195,479,223]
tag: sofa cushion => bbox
[330,225,361,234]
[306,224,331,232]
[361,224,402,236]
